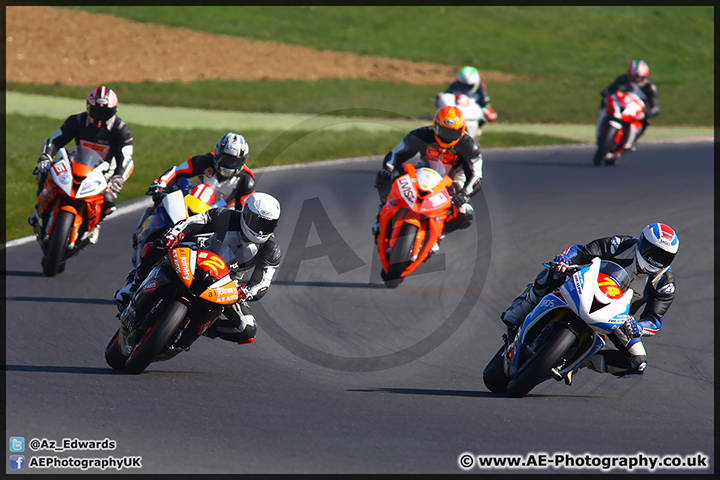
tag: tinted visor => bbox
[243,208,278,236]
[638,235,675,269]
[88,104,116,122]
[434,124,463,144]
[215,153,245,177]
[631,75,647,86]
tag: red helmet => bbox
[627,60,650,87]
[433,106,465,149]
[86,86,118,127]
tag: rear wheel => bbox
[506,324,576,398]
[104,329,127,370]
[42,210,74,276]
[384,223,418,288]
[593,126,619,167]
[124,301,188,374]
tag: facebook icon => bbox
[10,455,25,470]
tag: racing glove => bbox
[623,319,643,338]
[452,191,470,206]
[160,231,184,251]
[551,255,571,274]
[36,153,53,174]
[378,166,394,185]
[108,175,124,195]
[237,284,253,302]
[147,181,167,204]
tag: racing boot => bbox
[87,223,101,245]
[428,234,445,259]
[203,303,257,344]
[114,269,140,312]
[501,283,541,336]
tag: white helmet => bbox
[241,192,281,244]
[456,66,480,93]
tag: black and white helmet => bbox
[241,192,281,244]
[214,133,249,178]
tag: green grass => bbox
[65,6,712,82]
[6,6,713,240]
[9,6,713,126]
[7,114,575,241]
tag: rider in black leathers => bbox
[597,59,659,144]
[29,86,134,241]
[373,106,483,242]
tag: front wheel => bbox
[384,223,418,288]
[593,125,619,167]
[42,210,74,276]
[483,345,510,393]
[124,300,188,374]
[104,329,127,370]
[506,324,576,398]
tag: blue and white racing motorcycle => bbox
[483,257,634,398]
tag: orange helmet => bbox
[433,106,466,148]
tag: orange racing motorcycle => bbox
[31,147,112,276]
[105,235,239,374]
[376,163,453,288]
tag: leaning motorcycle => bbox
[435,92,497,139]
[131,176,226,267]
[377,162,453,288]
[483,258,634,398]
[31,147,110,276]
[593,85,646,166]
[105,236,240,374]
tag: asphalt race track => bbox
[4,141,714,474]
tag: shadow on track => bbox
[5,296,116,305]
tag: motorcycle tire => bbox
[104,328,127,370]
[42,210,74,277]
[124,300,188,374]
[506,324,576,398]
[593,126,619,167]
[483,345,510,393]
[384,223,418,288]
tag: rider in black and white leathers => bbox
[117,206,281,344]
[161,208,282,343]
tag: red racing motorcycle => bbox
[593,85,647,166]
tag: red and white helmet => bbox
[635,223,678,274]
[627,60,650,87]
[86,86,118,127]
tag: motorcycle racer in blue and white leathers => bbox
[501,223,678,378]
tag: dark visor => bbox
[638,236,675,268]
[244,208,278,235]
[88,104,116,121]
[435,124,463,143]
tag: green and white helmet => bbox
[456,66,481,93]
